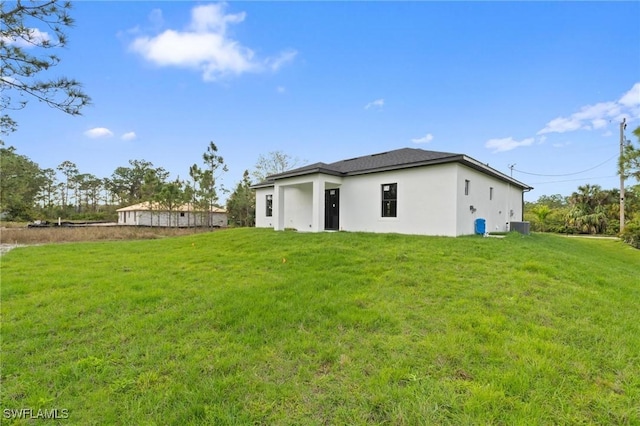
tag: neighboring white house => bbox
[252,148,532,237]
[116,202,227,228]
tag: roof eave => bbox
[263,167,344,181]
[459,156,533,190]
[250,180,275,189]
[248,151,532,191]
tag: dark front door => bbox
[324,188,339,230]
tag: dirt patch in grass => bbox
[0,225,223,246]
[0,243,28,256]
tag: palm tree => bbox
[567,185,615,234]
[531,205,551,232]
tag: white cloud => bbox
[84,127,114,139]
[572,101,620,121]
[129,3,295,81]
[364,99,384,110]
[486,82,639,153]
[265,49,298,72]
[538,116,583,134]
[188,4,246,33]
[1,28,51,48]
[411,133,434,144]
[276,86,286,94]
[591,118,608,129]
[485,137,535,153]
[619,82,640,107]
[121,132,137,141]
[538,82,639,135]
[131,30,257,79]
[0,76,18,86]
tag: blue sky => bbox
[5,1,640,202]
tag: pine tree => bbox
[1,0,91,137]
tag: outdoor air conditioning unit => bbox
[509,221,530,235]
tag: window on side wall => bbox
[266,194,273,217]
[381,183,397,217]
[489,187,493,200]
[465,180,470,196]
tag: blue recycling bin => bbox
[475,218,486,235]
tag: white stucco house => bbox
[116,202,227,228]
[252,148,532,237]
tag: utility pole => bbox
[620,118,626,232]
[508,164,516,177]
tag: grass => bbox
[1,229,639,424]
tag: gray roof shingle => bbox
[252,147,531,190]
[328,148,460,174]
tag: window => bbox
[489,187,493,200]
[266,194,273,217]
[180,212,185,217]
[381,183,397,217]
[464,180,470,196]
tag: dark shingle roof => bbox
[328,148,460,174]
[252,147,531,190]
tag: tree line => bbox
[524,126,640,247]
[0,143,301,228]
[525,185,639,234]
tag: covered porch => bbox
[273,174,343,232]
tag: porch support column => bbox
[274,184,285,231]
[311,178,324,232]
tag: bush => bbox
[620,218,640,249]
[525,207,572,234]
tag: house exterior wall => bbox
[339,164,458,236]
[255,187,275,228]
[282,184,314,231]
[118,210,227,227]
[454,164,524,235]
[254,163,526,237]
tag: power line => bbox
[529,175,618,185]
[512,154,617,177]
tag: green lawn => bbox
[1,229,639,425]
